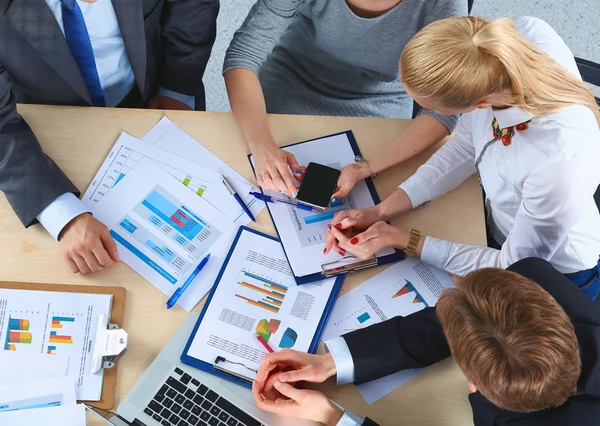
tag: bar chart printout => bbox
[235,271,289,314]
[0,289,112,400]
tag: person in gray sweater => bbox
[224,0,466,197]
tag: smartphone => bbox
[296,162,341,210]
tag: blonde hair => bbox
[400,16,600,125]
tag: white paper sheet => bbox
[250,132,395,278]
[0,404,86,426]
[92,158,237,311]
[186,229,338,381]
[0,290,111,400]
[0,377,77,412]
[322,258,454,404]
[0,352,69,382]
[143,117,264,224]
[82,132,253,224]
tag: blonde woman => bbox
[325,16,600,299]
[224,0,466,197]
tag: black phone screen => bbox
[296,162,341,209]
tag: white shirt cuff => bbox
[36,193,91,240]
[398,174,432,209]
[324,337,356,385]
[156,87,196,110]
[420,236,452,272]
[336,411,364,426]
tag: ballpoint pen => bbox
[222,175,256,222]
[249,192,316,212]
[166,253,211,309]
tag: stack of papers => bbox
[0,377,85,426]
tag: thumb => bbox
[273,380,304,401]
[332,183,351,201]
[279,367,314,384]
[352,227,380,246]
[101,231,120,262]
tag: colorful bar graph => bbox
[235,295,279,313]
[238,281,285,300]
[196,188,205,196]
[49,331,73,344]
[7,344,15,351]
[242,272,288,291]
[357,312,371,324]
[51,316,75,329]
[183,177,191,186]
[8,318,29,331]
[47,345,57,355]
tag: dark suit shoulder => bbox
[507,258,600,326]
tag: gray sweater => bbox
[224,0,466,130]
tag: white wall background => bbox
[203,0,600,112]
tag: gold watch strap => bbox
[404,229,421,256]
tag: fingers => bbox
[72,255,91,275]
[273,381,304,401]
[92,244,113,269]
[324,227,344,256]
[65,257,79,274]
[329,226,352,246]
[81,249,103,273]
[256,349,302,383]
[279,367,316,384]
[101,231,120,262]
[277,161,299,197]
[332,180,352,200]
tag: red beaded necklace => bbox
[491,117,532,146]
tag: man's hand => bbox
[147,95,193,111]
[253,372,343,426]
[58,214,120,275]
[255,349,337,393]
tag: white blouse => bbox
[399,16,600,276]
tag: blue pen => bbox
[222,176,256,222]
[166,253,211,309]
[249,191,315,211]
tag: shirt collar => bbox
[492,106,534,129]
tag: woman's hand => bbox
[329,221,410,260]
[253,373,343,426]
[253,143,305,197]
[324,207,382,256]
[332,163,372,200]
[254,349,336,393]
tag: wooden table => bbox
[0,105,485,426]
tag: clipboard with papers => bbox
[249,131,404,284]
[180,227,344,388]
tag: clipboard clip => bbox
[91,314,129,374]
[321,255,378,277]
[213,356,256,384]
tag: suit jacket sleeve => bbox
[0,62,79,227]
[343,308,451,384]
[159,0,220,97]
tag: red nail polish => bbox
[328,224,332,230]
[351,237,359,245]
[323,248,327,254]
[341,250,346,256]
[335,223,343,229]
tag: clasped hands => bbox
[324,207,410,259]
[252,349,344,426]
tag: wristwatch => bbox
[354,155,376,179]
[404,229,421,256]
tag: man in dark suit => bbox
[0,0,218,274]
[252,258,600,426]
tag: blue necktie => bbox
[59,0,105,106]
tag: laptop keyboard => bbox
[143,368,263,426]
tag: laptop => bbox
[111,313,317,426]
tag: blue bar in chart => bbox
[113,173,126,187]
[303,210,338,225]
